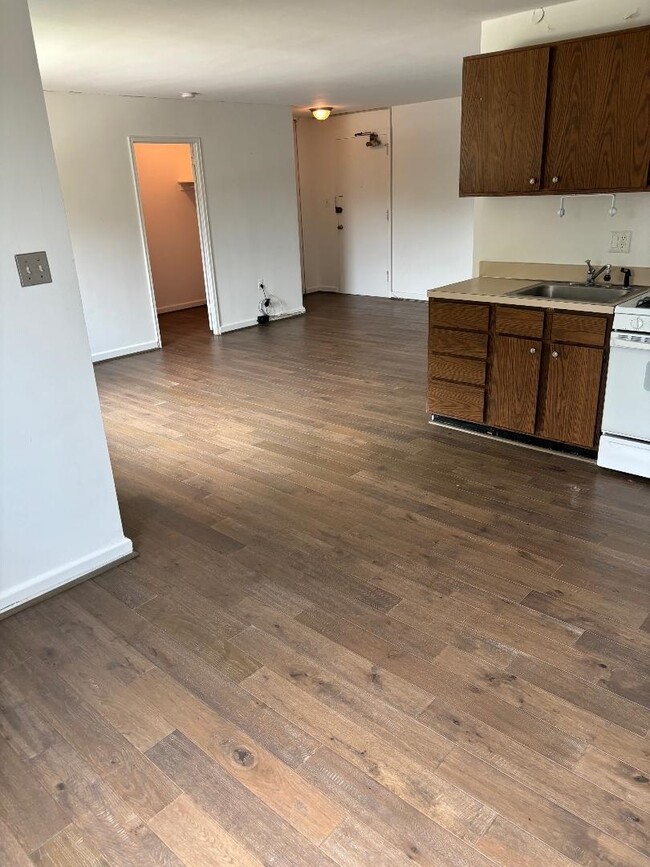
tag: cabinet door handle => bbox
[530,347,536,354]
[529,177,537,185]
[552,176,560,184]
[551,350,559,358]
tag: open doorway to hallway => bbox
[131,140,220,344]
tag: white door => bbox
[335,134,390,296]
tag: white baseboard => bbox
[92,340,160,363]
[391,291,428,302]
[339,289,391,298]
[157,299,207,313]
[220,306,306,333]
[0,537,134,616]
[219,317,259,333]
[273,306,306,321]
[304,285,340,294]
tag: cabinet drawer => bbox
[430,300,489,332]
[430,328,488,359]
[429,355,486,386]
[428,382,485,423]
[551,312,607,347]
[495,305,544,338]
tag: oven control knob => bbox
[638,318,645,330]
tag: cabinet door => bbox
[538,344,604,447]
[543,29,650,192]
[487,336,542,434]
[460,47,550,195]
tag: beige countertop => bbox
[427,277,618,314]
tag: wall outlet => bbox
[609,230,632,254]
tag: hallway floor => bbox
[1,295,649,867]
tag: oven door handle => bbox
[611,332,650,350]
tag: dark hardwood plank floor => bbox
[2,294,650,866]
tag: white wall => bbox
[0,0,131,614]
[474,194,650,271]
[392,98,474,299]
[296,117,340,292]
[296,110,390,293]
[482,0,650,51]
[45,92,304,359]
[476,0,650,273]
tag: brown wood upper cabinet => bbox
[544,29,650,192]
[459,47,549,195]
[460,26,650,196]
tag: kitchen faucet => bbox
[585,259,611,286]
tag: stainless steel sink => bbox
[508,282,637,304]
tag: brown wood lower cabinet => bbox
[428,381,485,423]
[487,336,542,434]
[427,298,610,450]
[537,343,604,447]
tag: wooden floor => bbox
[2,294,650,867]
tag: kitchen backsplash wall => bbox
[474,193,650,274]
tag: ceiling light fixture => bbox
[180,91,199,99]
[310,107,332,121]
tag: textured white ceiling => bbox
[30,0,566,111]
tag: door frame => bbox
[128,135,222,343]
[292,119,307,295]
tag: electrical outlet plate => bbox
[15,251,52,286]
[609,230,631,254]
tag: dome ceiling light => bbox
[310,107,332,121]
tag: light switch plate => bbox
[15,251,52,286]
[609,230,632,254]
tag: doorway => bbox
[335,131,391,296]
[130,138,220,344]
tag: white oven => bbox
[598,296,650,478]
